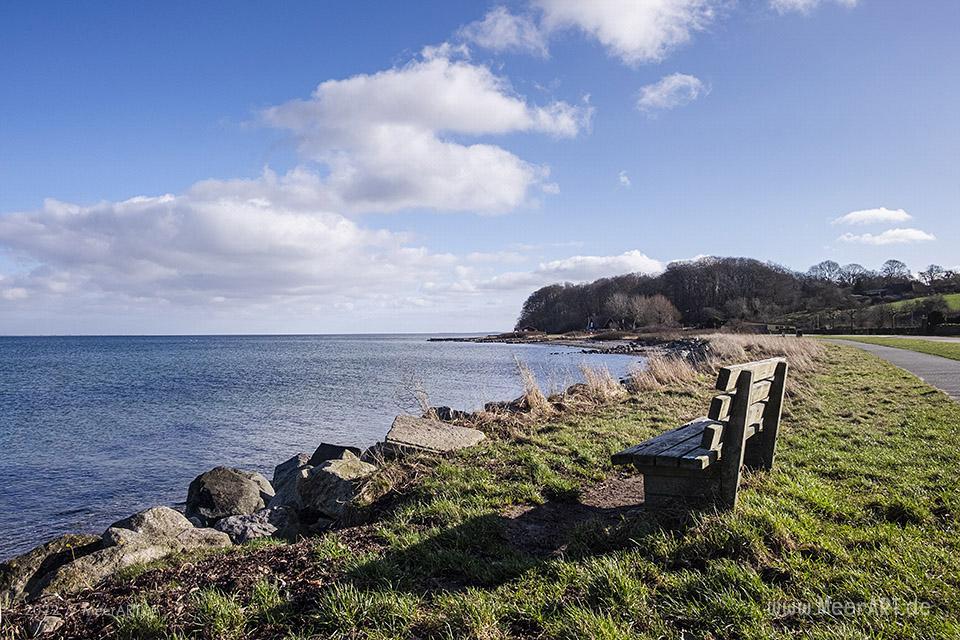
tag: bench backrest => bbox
[713,357,789,508]
[700,357,787,446]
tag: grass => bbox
[8,337,960,639]
[829,335,960,361]
[886,292,960,312]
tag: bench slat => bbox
[655,431,710,466]
[707,380,773,421]
[715,358,785,392]
[679,445,721,469]
[611,417,716,466]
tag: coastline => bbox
[428,330,708,356]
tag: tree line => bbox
[515,256,960,333]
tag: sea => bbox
[0,334,641,560]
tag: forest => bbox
[514,257,960,333]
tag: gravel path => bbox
[827,339,960,401]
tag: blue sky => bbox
[0,0,957,334]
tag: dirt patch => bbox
[500,472,646,557]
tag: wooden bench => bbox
[612,357,788,509]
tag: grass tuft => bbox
[113,600,167,639]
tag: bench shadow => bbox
[343,474,709,594]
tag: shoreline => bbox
[428,330,707,356]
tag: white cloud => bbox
[618,171,631,188]
[1,287,28,300]
[263,53,592,214]
[0,188,458,307]
[831,207,913,225]
[476,250,664,290]
[770,0,858,15]
[536,0,718,65]
[458,6,549,57]
[0,176,671,332]
[636,73,708,112]
[838,228,936,246]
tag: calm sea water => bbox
[0,334,640,559]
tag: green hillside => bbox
[886,292,960,311]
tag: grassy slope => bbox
[831,336,960,361]
[9,344,960,639]
[887,292,960,312]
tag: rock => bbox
[36,508,230,599]
[308,443,362,467]
[384,415,486,455]
[431,406,472,422]
[29,615,64,636]
[239,470,275,503]
[186,466,274,525]
[298,452,376,521]
[268,454,313,511]
[2,506,231,602]
[360,442,387,464]
[1,533,101,605]
[483,395,527,414]
[215,506,299,544]
[110,506,193,539]
[272,453,311,492]
[101,526,142,548]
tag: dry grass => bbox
[577,364,628,402]
[630,333,824,392]
[514,356,554,416]
[705,333,823,372]
[629,355,701,391]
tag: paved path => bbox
[854,335,960,343]
[827,339,960,401]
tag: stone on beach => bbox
[1,507,230,602]
[299,452,376,521]
[215,506,299,544]
[0,533,101,605]
[384,415,486,455]
[186,466,275,525]
[308,442,362,466]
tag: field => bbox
[886,292,960,312]
[5,341,960,639]
[830,335,960,361]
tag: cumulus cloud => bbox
[832,207,913,225]
[458,6,549,57]
[636,73,708,112]
[770,0,858,14]
[618,171,631,188]
[536,0,718,65]
[475,250,664,290]
[0,175,670,331]
[0,187,457,308]
[263,53,592,214]
[838,228,936,246]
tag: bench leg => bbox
[718,371,754,509]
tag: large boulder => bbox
[269,454,313,511]
[384,415,486,455]
[298,452,376,521]
[186,467,274,525]
[1,533,101,605]
[272,453,311,493]
[308,443,362,467]
[215,506,299,544]
[3,507,231,602]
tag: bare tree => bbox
[918,264,945,286]
[881,259,911,280]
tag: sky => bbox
[0,0,957,335]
